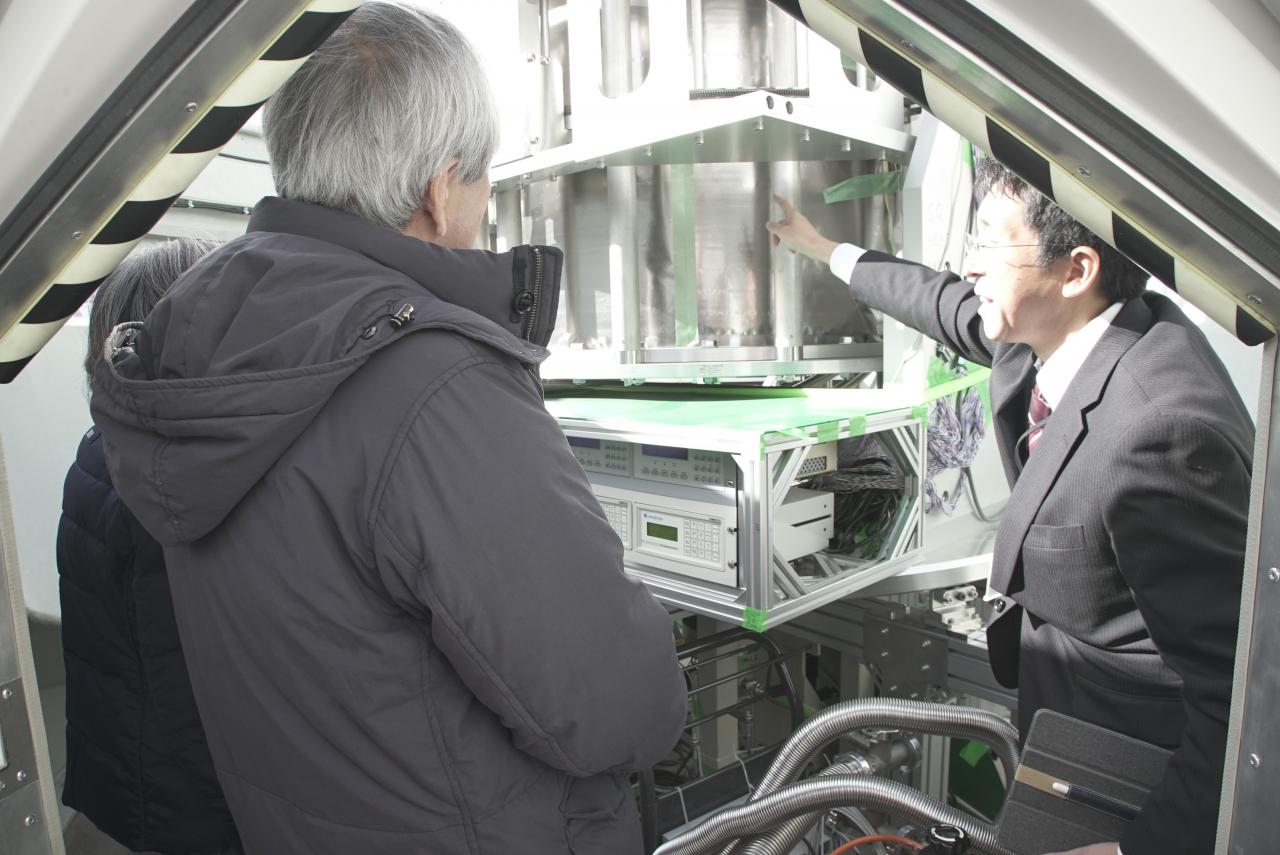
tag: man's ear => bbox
[1061,245,1103,300]
[421,157,461,240]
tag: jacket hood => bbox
[90,197,561,546]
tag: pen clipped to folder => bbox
[1015,766,1141,821]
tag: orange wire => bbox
[828,833,925,855]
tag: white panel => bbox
[0,0,193,227]
[1047,163,1115,244]
[216,58,308,108]
[0,320,64,362]
[972,0,1280,242]
[919,74,990,155]
[132,150,221,202]
[54,240,140,286]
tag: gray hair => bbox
[86,238,217,380]
[263,1,499,231]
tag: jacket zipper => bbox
[524,246,544,394]
[522,246,544,342]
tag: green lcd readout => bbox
[647,521,680,542]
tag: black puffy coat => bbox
[57,427,238,854]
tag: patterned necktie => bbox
[1027,384,1052,454]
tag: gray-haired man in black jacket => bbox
[90,4,687,853]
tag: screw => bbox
[1077,166,1092,177]
[526,53,537,62]
[1248,294,1264,306]
[880,627,890,635]
[888,684,899,693]
[184,102,198,113]
[921,639,932,648]
[1,687,12,700]
[529,136,540,145]
[1269,568,1279,582]
[901,39,915,51]
[921,664,931,672]
[16,770,27,783]
[1250,753,1261,768]
[880,650,889,658]
[71,231,83,240]
[24,816,37,827]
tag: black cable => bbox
[963,466,1000,523]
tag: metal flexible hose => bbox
[757,698,1019,797]
[653,775,1013,855]
[735,762,870,855]
[719,699,1018,855]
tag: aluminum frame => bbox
[555,405,925,629]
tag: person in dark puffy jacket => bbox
[89,4,688,854]
[58,238,240,855]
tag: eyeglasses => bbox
[963,234,1045,255]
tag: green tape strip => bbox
[823,170,906,204]
[670,163,699,346]
[920,366,993,403]
[959,740,988,767]
[846,414,867,438]
[911,404,928,424]
[742,607,768,632]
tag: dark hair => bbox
[973,157,1148,303]
[86,238,218,380]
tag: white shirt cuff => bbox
[828,243,867,283]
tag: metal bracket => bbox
[863,613,948,700]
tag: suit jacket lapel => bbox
[989,298,1150,596]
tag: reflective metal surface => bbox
[505,0,905,380]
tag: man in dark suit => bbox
[768,158,1252,855]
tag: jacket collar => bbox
[248,197,555,352]
[989,296,1151,596]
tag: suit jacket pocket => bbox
[1024,523,1085,550]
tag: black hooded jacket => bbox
[90,197,688,854]
[58,427,238,853]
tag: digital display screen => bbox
[641,444,688,461]
[646,522,680,542]
[568,436,602,450]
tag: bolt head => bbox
[1269,568,1279,582]
[24,815,37,827]
[1,687,12,700]
[1250,753,1262,768]
[1077,166,1092,177]
[1248,294,1264,306]
[71,231,83,240]
[184,102,198,113]
[880,627,890,635]
[16,770,27,782]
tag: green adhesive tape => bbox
[823,170,906,204]
[959,739,989,767]
[911,404,929,424]
[742,607,768,632]
[847,414,867,438]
